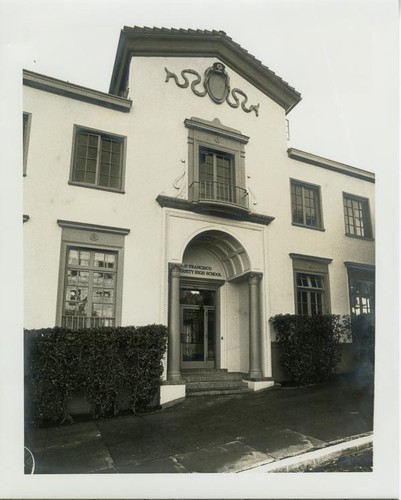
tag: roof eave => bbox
[288,148,375,183]
[109,28,301,113]
[24,69,132,112]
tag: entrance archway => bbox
[183,230,251,280]
[167,230,263,382]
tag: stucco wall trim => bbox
[289,253,333,265]
[184,117,250,144]
[344,261,375,272]
[23,70,132,112]
[57,219,130,236]
[287,148,375,183]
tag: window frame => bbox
[198,147,236,203]
[290,253,332,316]
[343,192,373,240]
[23,112,32,176]
[69,125,127,193]
[295,272,327,316]
[62,247,119,328]
[290,179,324,231]
[345,262,375,316]
[185,117,249,203]
[56,220,129,328]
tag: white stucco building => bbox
[23,27,375,405]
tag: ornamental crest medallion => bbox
[204,62,230,104]
[165,63,259,116]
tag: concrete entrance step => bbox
[187,387,250,397]
[182,370,250,397]
[186,380,249,390]
[182,371,245,382]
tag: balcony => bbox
[189,180,249,216]
[62,315,115,330]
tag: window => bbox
[23,112,31,176]
[343,193,372,239]
[290,180,323,229]
[296,273,325,316]
[185,117,249,212]
[199,148,234,203]
[62,247,117,329]
[70,126,125,191]
[56,220,130,330]
[290,253,332,316]
[345,263,375,315]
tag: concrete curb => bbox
[239,433,373,473]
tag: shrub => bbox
[351,313,375,366]
[25,324,168,425]
[270,314,350,386]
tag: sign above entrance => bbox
[181,263,223,279]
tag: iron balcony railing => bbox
[62,315,115,330]
[190,181,249,210]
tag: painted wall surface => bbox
[24,50,375,379]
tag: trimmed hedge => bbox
[270,314,351,386]
[24,324,168,425]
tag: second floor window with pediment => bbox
[185,117,250,215]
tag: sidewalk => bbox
[25,374,373,474]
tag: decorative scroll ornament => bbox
[246,176,258,206]
[165,63,259,116]
[173,161,187,198]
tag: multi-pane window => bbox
[343,194,372,238]
[185,117,249,211]
[346,265,375,316]
[296,273,325,316]
[62,247,117,329]
[71,127,125,191]
[349,279,375,315]
[291,181,322,228]
[199,148,234,203]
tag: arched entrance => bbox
[167,230,263,382]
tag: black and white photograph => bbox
[0,0,398,498]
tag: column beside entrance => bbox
[167,263,182,382]
[248,272,263,379]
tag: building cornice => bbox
[287,148,375,183]
[23,70,132,113]
[57,219,130,236]
[109,27,301,114]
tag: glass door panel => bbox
[181,308,205,362]
[207,309,216,362]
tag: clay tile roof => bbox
[110,26,301,113]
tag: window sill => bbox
[291,222,325,232]
[68,181,125,194]
[345,233,374,242]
